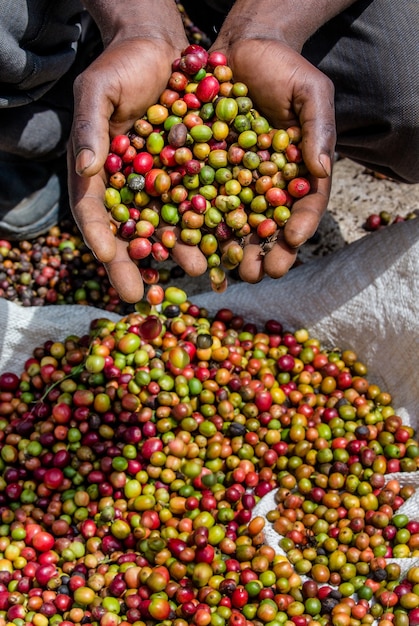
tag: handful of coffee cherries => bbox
[104,44,310,291]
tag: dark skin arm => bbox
[69,0,358,301]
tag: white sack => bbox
[0,302,121,373]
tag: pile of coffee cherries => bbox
[0,225,183,312]
[0,225,129,312]
[104,45,310,291]
[0,288,419,626]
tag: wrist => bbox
[216,0,358,51]
[84,0,185,47]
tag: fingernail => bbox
[319,153,332,177]
[76,148,95,175]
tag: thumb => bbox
[71,68,115,177]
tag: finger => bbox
[282,175,331,248]
[70,173,144,303]
[67,149,117,265]
[103,237,145,303]
[171,244,208,277]
[263,176,331,278]
[292,64,337,179]
[71,66,116,178]
[155,224,208,277]
[237,233,265,283]
[261,234,299,279]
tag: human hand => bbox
[211,36,336,282]
[69,31,207,303]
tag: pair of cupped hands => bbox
[68,29,336,303]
